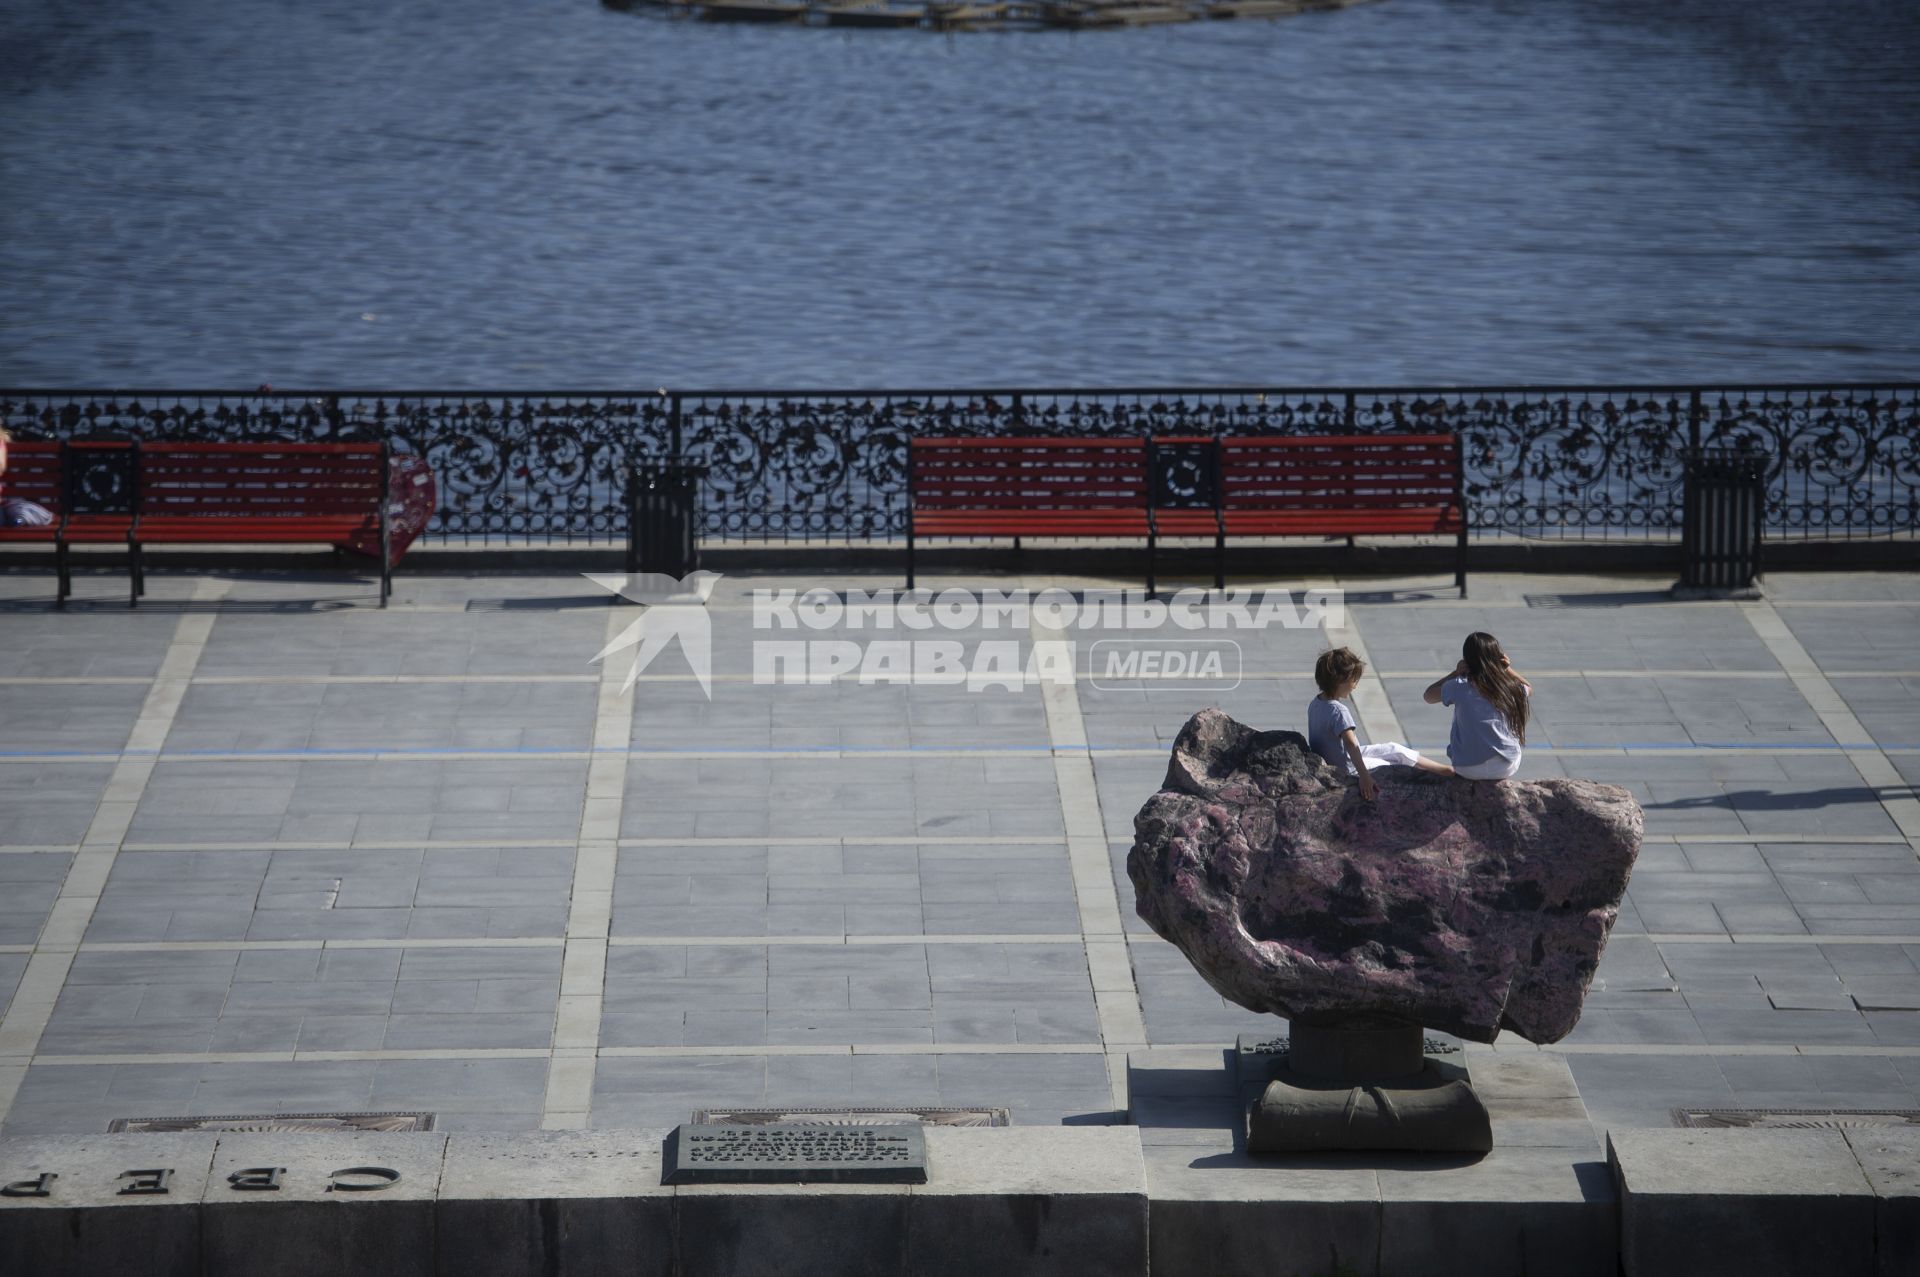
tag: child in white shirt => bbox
[1422,631,1532,781]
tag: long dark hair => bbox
[1463,632,1528,745]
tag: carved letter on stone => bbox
[117,1168,174,1195]
[1,1172,56,1197]
[228,1167,285,1191]
[327,1166,401,1192]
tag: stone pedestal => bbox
[1128,1045,1613,1277]
[1244,1025,1492,1155]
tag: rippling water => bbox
[1,0,1915,387]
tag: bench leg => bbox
[906,530,916,591]
[1146,532,1156,600]
[128,538,142,608]
[1214,528,1225,592]
[1456,527,1469,598]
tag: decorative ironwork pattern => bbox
[3,386,1914,543]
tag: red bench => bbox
[907,433,1469,595]
[908,436,1161,590]
[127,443,392,607]
[1214,433,1467,594]
[2,440,395,607]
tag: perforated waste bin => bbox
[627,461,705,579]
[1679,448,1765,593]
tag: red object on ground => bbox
[338,453,436,567]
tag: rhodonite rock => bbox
[1127,708,1643,1044]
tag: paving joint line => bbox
[539,604,636,1129]
[0,576,228,1125]
[1030,576,1146,1113]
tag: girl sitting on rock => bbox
[1424,631,1532,781]
[1308,647,1453,802]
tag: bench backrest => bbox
[1219,434,1461,511]
[911,437,1147,509]
[0,440,65,513]
[139,443,387,520]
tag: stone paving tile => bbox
[162,681,597,754]
[1778,603,1920,673]
[0,761,116,845]
[600,941,1095,1049]
[628,680,1049,751]
[1129,937,1277,1046]
[0,1056,549,1136]
[0,852,71,945]
[1831,678,1920,751]
[589,1050,1113,1128]
[195,608,615,678]
[0,951,30,1019]
[1353,600,1785,673]
[87,846,574,943]
[1078,677,1322,751]
[37,946,561,1056]
[609,841,1076,938]
[0,605,182,677]
[622,756,1061,840]
[0,682,150,754]
[126,757,589,845]
[1765,574,1920,603]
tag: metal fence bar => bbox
[3,385,1914,545]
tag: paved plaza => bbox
[1,562,1918,1143]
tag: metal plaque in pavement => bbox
[661,1123,927,1185]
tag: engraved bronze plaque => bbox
[662,1123,927,1185]
[107,1111,435,1134]
[1673,1108,1920,1130]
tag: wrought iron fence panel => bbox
[3,385,1914,543]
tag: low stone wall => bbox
[0,1126,1147,1277]
[3,1121,1915,1275]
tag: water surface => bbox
[1,0,1915,387]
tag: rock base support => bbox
[1247,1061,1494,1155]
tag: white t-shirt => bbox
[1442,675,1527,768]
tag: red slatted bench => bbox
[908,437,1158,590]
[1215,433,1467,594]
[128,442,392,607]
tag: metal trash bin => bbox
[627,461,705,579]
[1679,448,1765,594]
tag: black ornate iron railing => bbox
[2,385,1915,543]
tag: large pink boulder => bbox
[1127,708,1643,1044]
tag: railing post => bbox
[1344,391,1356,433]
[1687,389,1703,452]
[668,391,683,457]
